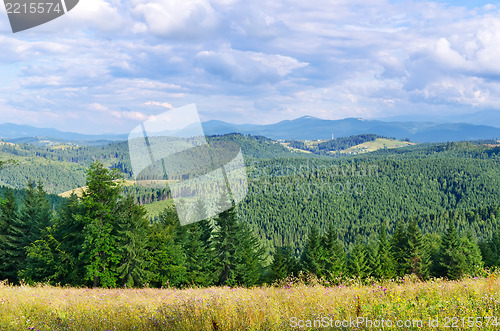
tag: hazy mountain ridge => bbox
[0,123,127,144]
[202,116,500,142]
[1,116,500,143]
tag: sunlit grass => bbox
[1,274,499,330]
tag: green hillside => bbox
[0,137,499,289]
[0,134,297,194]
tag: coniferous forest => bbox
[0,136,499,288]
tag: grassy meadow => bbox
[1,274,499,330]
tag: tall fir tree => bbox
[300,226,323,278]
[146,208,186,287]
[79,161,123,287]
[320,223,346,278]
[406,219,430,280]
[349,235,368,278]
[20,181,52,247]
[234,223,265,286]
[182,199,215,286]
[367,240,382,278]
[390,221,408,276]
[480,231,500,268]
[461,232,483,277]
[116,194,151,287]
[378,224,396,279]
[270,245,297,282]
[212,191,241,286]
[53,193,86,285]
[0,190,27,283]
[439,221,466,280]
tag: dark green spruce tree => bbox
[0,190,27,283]
[320,223,346,278]
[367,240,382,278]
[438,222,466,280]
[390,222,408,276]
[406,219,430,280]
[348,235,368,278]
[182,199,215,287]
[300,226,323,278]
[116,194,151,287]
[20,181,52,247]
[461,232,483,277]
[234,222,265,286]
[212,192,240,286]
[270,245,297,282]
[212,190,264,286]
[146,207,186,287]
[378,224,396,279]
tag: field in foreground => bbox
[1,276,499,330]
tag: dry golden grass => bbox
[0,275,499,330]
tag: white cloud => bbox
[2,0,500,132]
[145,101,174,109]
[111,110,154,121]
[66,0,124,31]
[196,48,307,84]
[132,0,219,38]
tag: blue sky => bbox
[0,0,499,133]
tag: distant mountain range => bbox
[202,116,500,142]
[0,123,127,145]
[377,109,500,129]
[1,117,500,144]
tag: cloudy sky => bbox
[0,0,499,134]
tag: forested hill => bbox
[237,141,500,255]
[0,134,499,258]
[0,136,499,287]
[0,185,65,210]
[0,134,297,193]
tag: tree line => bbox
[271,220,491,283]
[0,158,499,287]
[0,161,264,287]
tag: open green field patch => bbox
[341,138,415,154]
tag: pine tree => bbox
[146,208,186,287]
[390,222,408,276]
[406,219,430,279]
[320,223,346,278]
[481,232,500,268]
[182,200,215,286]
[367,240,382,278]
[234,223,265,286]
[378,224,396,279]
[20,181,52,247]
[0,190,27,283]
[79,161,123,287]
[300,226,323,278]
[212,192,240,286]
[349,235,368,278]
[116,195,150,287]
[270,245,298,282]
[461,232,483,277]
[439,222,466,280]
[52,193,86,285]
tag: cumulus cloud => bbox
[132,0,219,38]
[1,0,500,133]
[65,0,125,31]
[145,101,174,109]
[195,48,307,84]
[110,110,154,121]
